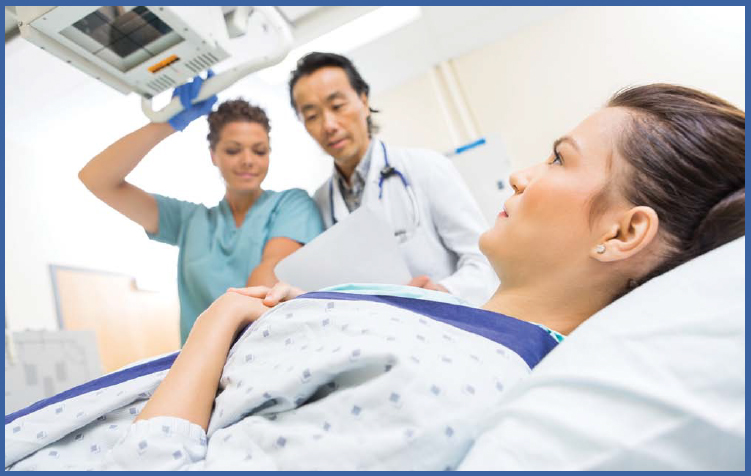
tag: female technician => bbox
[79,73,324,344]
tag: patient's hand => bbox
[204,291,271,329]
[227,281,305,307]
[407,275,449,293]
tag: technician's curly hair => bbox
[206,99,271,150]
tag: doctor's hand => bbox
[167,70,218,132]
[407,275,450,293]
[227,281,305,307]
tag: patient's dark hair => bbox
[207,99,270,150]
[608,84,745,290]
[288,52,379,136]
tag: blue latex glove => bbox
[167,69,218,132]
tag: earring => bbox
[595,244,606,254]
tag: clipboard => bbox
[275,206,411,291]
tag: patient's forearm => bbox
[135,294,266,430]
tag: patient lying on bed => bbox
[6,84,744,470]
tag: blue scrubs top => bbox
[147,188,324,344]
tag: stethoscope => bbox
[329,141,421,240]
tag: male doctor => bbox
[289,52,497,305]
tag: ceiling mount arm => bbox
[141,6,293,123]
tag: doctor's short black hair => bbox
[288,52,380,136]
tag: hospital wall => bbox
[4,5,744,334]
[374,5,746,174]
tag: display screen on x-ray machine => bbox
[60,6,183,72]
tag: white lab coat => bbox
[313,138,498,306]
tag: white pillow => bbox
[459,237,745,471]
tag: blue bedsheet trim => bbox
[300,292,559,369]
[5,352,179,425]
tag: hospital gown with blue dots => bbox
[5,285,562,470]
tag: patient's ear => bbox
[591,206,659,262]
[210,148,217,166]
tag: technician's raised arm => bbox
[78,72,216,235]
[78,122,175,235]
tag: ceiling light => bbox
[257,6,422,85]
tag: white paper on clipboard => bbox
[274,205,411,291]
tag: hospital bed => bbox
[4,237,744,470]
[460,237,745,470]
